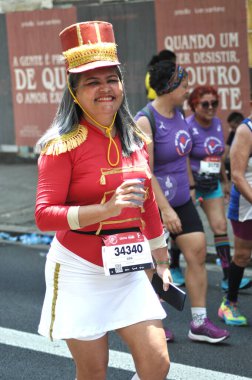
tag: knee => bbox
[198,248,207,265]
[187,247,206,266]
[151,356,170,380]
[151,353,170,379]
[138,353,170,380]
[233,252,251,267]
[212,219,227,235]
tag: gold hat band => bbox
[63,42,118,70]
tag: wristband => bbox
[156,260,170,266]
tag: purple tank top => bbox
[135,104,192,207]
[186,114,225,173]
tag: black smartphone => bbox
[151,273,186,311]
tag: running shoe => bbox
[221,277,251,291]
[164,328,174,342]
[188,318,230,343]
[218,297,247,326]
[170,267,185,287]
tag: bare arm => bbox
[222,144,230,164]
[221,154,229,184]
[186,157,196,203]
[187,157,194,186]
[136,116,182,234]
[230,124,252,203]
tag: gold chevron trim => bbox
[41,125,88,156]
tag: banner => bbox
[0,14,14,145]
[247,0,252,67]
[6,7,76,146]
[155,0,250,132]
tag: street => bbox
[0,242,252,380]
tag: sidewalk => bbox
[0,161,233,259]
[0,162,38,233]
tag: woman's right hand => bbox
[161,207,182,234]
[104,179,146,217]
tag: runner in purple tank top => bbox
[187,113,225,174]
[136,105,192,208]
[186,86,250,292]
[135,61,229,344]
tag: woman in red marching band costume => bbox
[35,21,171,380]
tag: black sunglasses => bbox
[200,100,219,109]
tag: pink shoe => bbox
[164,328,174,342]
[188,318,229,343]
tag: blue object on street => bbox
[0,231,52,245]
[216,258,221,266]
[221,277,251,291]
[0,232,18,241]
[170,267,185,287]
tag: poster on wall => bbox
[6,7,76,146]
[155,0,250,133]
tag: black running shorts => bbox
[170,198,204,240]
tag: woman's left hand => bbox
[156,264,173,291]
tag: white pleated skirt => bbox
[38,237,166,341]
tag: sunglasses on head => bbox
[200,100,219,109]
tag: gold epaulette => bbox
[41,125,88,156]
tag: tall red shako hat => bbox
[59,21,120,73]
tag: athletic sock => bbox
[191,307,207,326]
[170,239,181,268]
[227,262,245,303]
[214,234,231,279]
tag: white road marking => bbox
[0,327,251,380]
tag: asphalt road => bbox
[1,242,252,380]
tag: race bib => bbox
[199,156,221,174]
[102,232,153,276]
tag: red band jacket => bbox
[35,120,164,266]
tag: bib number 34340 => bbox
[102,232,153,276]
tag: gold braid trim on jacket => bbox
[41,125,88,156]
